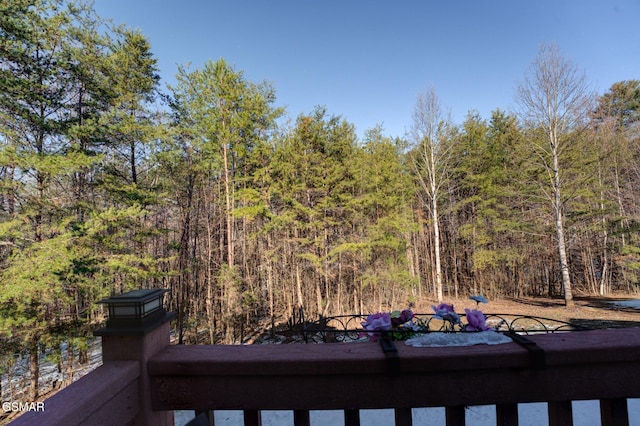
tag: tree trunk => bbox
[432,194,443,302]
[267,255,275,335]
[553,142,573,306]
[599,170,610,296]
[65,343,74,387]
[430,147,444,302]
[295,264,304,323]
[222,129,234,268]
[29,339,39,400]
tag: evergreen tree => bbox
[269,107,359,317]
[0,0,163,397]
[591,81,640,290]
[350,126,417,306]
[593,80,640,130]
[451,111,519,296]
[165,58,281,342]
[101,28,160,188]
[0,0,99,399]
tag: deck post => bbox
[95,289,175,426]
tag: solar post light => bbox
[96,288,172,335]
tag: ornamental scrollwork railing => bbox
[302,313,590,343]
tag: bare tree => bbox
[516,44,593,306]
[410,87,453,302]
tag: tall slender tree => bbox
[410,88,453,302]
[516,44,593,306]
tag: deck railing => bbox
[7,361,141,425]
[8,299,640,426]
[148,328,640,426]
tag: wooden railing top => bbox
[10,361,140,426]
[148,328,640,411]
[148,328,640,376]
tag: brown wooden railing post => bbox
[95,289,175,426]
[344,409,360,426]
[394,407,412,426]
[548,401,573,426]
[293,409,310,426]
[445,406,465,426]
[600,398,629,426]
[496,403,518,426]
[242,409,261,426]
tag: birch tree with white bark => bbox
[410,88,453,302]
[516,44,594,307]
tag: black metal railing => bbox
[302,313,589,343]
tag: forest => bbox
[1,0,640,400]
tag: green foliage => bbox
[0,233,74,340]
[593,80,640,129]
[450,110,524,276]
[0,2,168,380]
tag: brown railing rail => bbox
[9,300,640,426]
[147,328,640,426]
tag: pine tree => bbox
[0,0,163,397]
[450,111,522,296]
[0,0,100,399]
[165,58,281,342]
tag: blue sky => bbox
[94,1,639,139]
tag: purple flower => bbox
[464,308,490,331]
[432,303,460,325]
[391,309,415,327]
[360,312,392,341]
[432,303,454,318]
[432,303,454,314]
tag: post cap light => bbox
[95,288,173,336]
